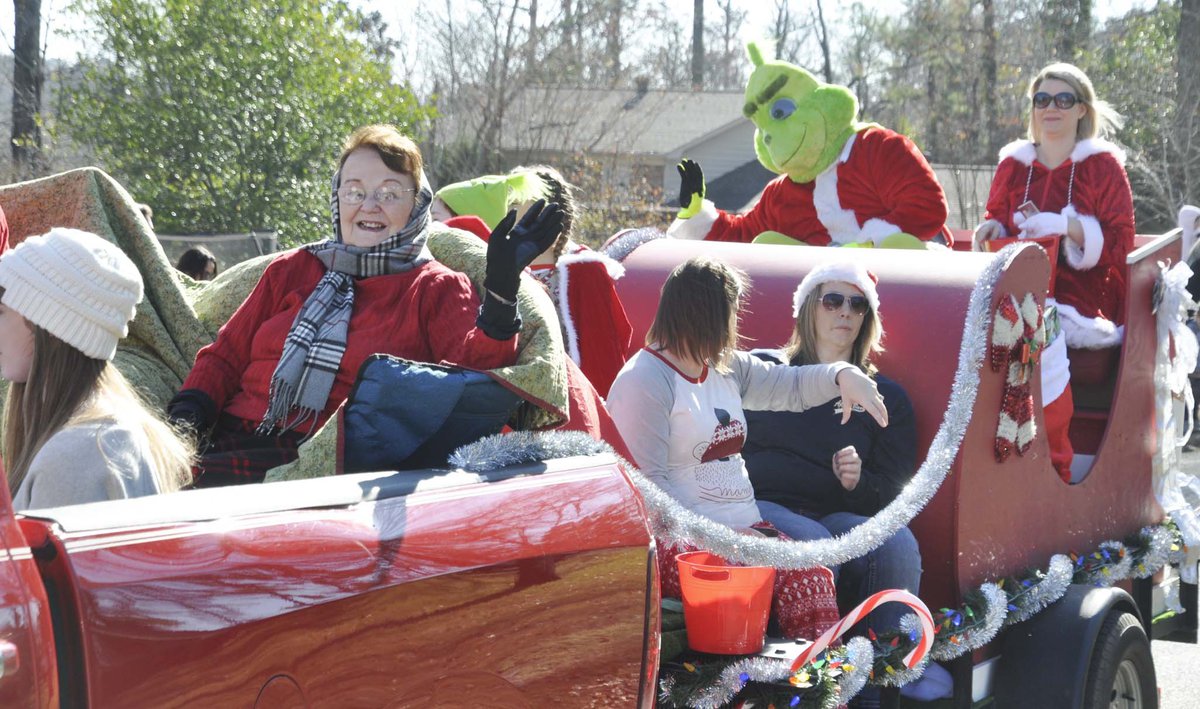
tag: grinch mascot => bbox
[668,43,952,248]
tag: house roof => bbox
[491,86,747,156]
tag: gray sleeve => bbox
[606,359,677,494]
[21,425,156,509]
[729,351,850,412]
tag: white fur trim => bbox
[813,133,864,245]
[556,245,626,281]
[666,199,719,240]
[860,218,902,246]
[555,261,582,365]
[997,138,1125,167]
[999,140,1037,165]
[1040,331,1071,403]
[1180,205,1200,260]
[1071,138,1126,166]
[1060,206,1103,270]
[1056,301,1124,349]
[791,260,880,318]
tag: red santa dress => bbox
[529,242,633,397]
[668,126,952,246]
[984,138,1135,345]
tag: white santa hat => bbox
[792,260,880,318]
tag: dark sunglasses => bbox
[1032,91,1080,110]
[820,292,870,315]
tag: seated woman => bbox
[0,228,193,509]
[176,245,219,281]
[437,166,632,396]
[742,261,921,640]
[168,124,562,486]
[607,256,888,640]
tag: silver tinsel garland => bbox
[1134,525,1176,578]
[837,637,875,705]
[929,582,1007,661]
[601,226,667,263]
[872,615,930,687]
[1003,554,1074,627]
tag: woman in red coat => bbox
[168,124,563,486]
[974,62,1133,482]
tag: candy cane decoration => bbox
[789,589,935,672]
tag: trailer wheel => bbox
[1084,610,1156,709]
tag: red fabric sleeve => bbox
[984,158,1022,233]
[845,127,950,241]
[419,269,519,371]
[565,262,632,397]
[182,253,313,409]
[704,177,822,244]
[1077,154,1135,266]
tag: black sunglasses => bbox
[1032,91,1080,110]
[820,292,870,315]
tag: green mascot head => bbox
[742,42,861,184]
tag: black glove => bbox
[477,200,565,340]
[676,159,705,216]
[167,388,217,441]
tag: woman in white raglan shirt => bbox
[607,256,888,640]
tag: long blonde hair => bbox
[3,323,193,496]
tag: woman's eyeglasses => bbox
[820,292,870,315]
[338,186,417,205]
[1031,91,1080,110]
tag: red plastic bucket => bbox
[676,551,776,654]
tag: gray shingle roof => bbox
[496,87,747,156]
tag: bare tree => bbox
[813,0,832,83]
[705,0,747,90]
[690,0,703,88]
[12,0,44,176]
[981,0,1000,157]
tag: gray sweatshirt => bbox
[11,419,164,511]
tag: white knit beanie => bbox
[0,227,143,361]
[792,260,880,318]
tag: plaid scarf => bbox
[259,168,435,435]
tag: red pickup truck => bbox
[0,224,1195,708]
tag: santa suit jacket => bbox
[984,138,1134,342]
[668,126,951,246]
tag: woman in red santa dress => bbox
[974,62,1133,482]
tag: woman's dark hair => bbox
[646,257,748,372]
[176,246,218,281]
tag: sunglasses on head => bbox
[820,292,870,315]
[1032,91,1080,110]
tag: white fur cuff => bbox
[860,218,902,246]
[666,199,719,241]
[1061,207,1103,270]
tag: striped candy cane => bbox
[789,589,935,672]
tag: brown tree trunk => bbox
[815,0,832,83]
[691,0,704,89]
[981,0,999,159]
[12,0,44,176]
[1179,0,1200,202]
[606,0,622,84]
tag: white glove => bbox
[1019,212,1069,239]
[972,220,1005,250]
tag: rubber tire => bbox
[1083,611,1157,709]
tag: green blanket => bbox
[0,168,570,477]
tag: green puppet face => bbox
[743,43,860,184]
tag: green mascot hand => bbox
[676,159,706,219]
